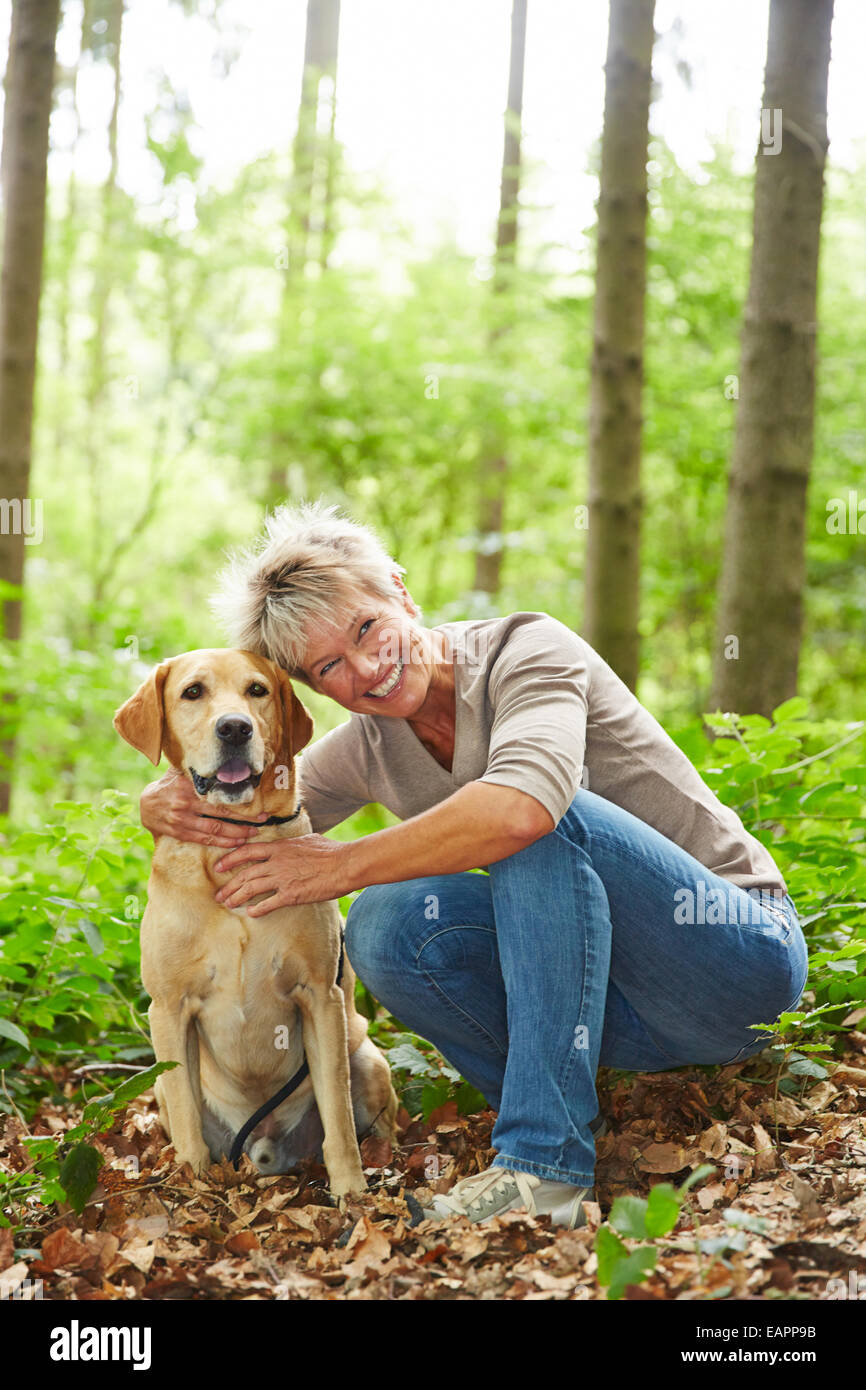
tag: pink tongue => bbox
[216,758,251,784]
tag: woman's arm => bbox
[343,780,553,886]
[213,780,554,913]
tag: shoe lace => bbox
[436,1166,539,1218]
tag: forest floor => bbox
[3,1043,866,1302]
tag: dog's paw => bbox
[178,1143,213,1177]
[330,1171,367,1204]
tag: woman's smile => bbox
[365,657,405,700]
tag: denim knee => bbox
[344,881,415,979]
[487,802,594,883]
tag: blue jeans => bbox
[344,789,809,1187]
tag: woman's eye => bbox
[182,684,203,700]
[319,619,377,678]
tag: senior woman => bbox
[140,499,808,1229]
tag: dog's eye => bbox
[247,683,268,697]
[181,683,203,700]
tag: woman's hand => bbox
[214,834,354,914]
[139,768,269,849]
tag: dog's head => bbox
[113,649,313,807]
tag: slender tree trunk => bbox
[87,0,123,401]
[0,0,61,815]
[318,57,340,273]
[0,11,18,202]
[583,0,655,690]
[472,0,527,596]
[710,0,834,717]
[287,0,340,279]
[54,0,92,464]
[86,0,124,607]
[269,0,341,509]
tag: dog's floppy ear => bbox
[275,665,314,762]
[113,661,172,766]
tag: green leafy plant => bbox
[596,1166,715,1299]
[694,705,866,1046]
[1,1061,175,1231]
[0,793,154,1120]
[380,1035,486,1121]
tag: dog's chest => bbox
[143,833,342,1082]
[200,916,300,1014]
[195,921,307,1075]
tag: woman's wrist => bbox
[139,782,160,837]
[140,769,177,837]
[339,834,374,895]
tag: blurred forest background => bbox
[1,0,865,1179]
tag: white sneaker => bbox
[421,1165,593,1228]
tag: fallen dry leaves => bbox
[2,1045,866,1301]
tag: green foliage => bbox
[1,1061,176,1228]
[0,792,154,1118]
[694,702,866,1032]
[596,1166,715,1300]
[58,1143,104,1216]
[375,1035,486,1121]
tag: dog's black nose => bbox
[216,714,253,743]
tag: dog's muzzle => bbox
[189,762,264,796]
[190,713,263,796]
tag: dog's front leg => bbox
[297,983,367,1202]
[148,1000,211,1175]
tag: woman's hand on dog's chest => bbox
[214,833,355,913]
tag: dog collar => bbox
[201,800,304,828]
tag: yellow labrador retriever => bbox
[114,648,397,1200]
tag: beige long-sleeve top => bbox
[296,610,787,892]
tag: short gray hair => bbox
[210,498,421,681]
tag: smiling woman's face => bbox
[300,587,434,717]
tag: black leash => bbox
[228,929,346,1170]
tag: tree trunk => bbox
[0,0,61,815]
[318,52,340,274]
[710,0,834,718]
[583,0,655,690]
[0,9,18,202]
[269,0,341,509]
[85,0,124,606]
[287,0,340,279]
[54,0,92,463]
[472,0,527,596]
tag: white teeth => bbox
[367,659,403,697]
